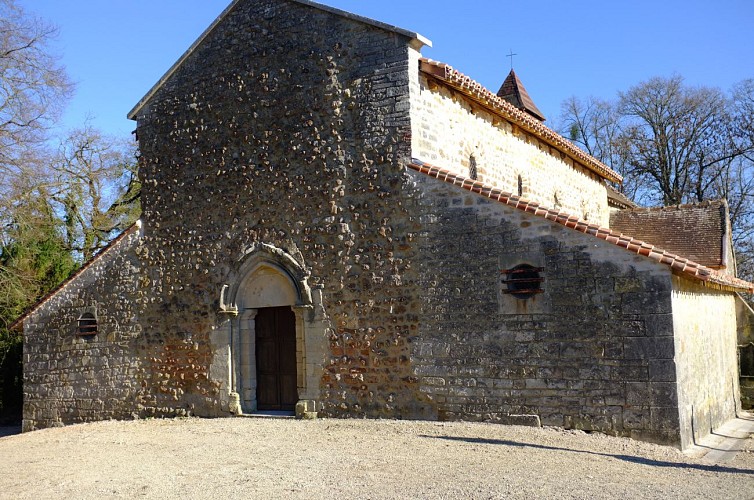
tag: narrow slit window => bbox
[469,155,478,180]
[517,175,523,196]
[741,343,754,377]
[77,312,98,336]
[502,264,544,299]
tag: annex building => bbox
[13,0,754,450]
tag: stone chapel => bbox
[13,0,754,450]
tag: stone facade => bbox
[22,226,143,428]
[410,69,609,226]
[671,277,740,448]
[18,0,749,450]
[408,171,682,443]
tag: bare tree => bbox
[560,95,620,164]
[559,77,754,207]
[49,125,140,261]
[618,76,745,206]
[558,96,649,201]
[0,0,72,189]
[732,79,754,162]
[558,76,754,284]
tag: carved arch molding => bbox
[224,243,324,415]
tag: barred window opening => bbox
[77,312,98,336]
[502,264,544,299]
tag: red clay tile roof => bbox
[497,69,546,122]
[610,201,729,269]
[9,222,141,331]
[419,58,622,184]
[407,159,754,293]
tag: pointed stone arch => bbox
[229,243,312,309]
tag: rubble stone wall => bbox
[22,228,145,431]
[132,0,431,420]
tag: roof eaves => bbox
[419,59,622,184]
[127,0,431,120]
[9,222,142,332]
[407,159,754,294]
[606,184,639,209]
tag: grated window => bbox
[77,312,98,336]
[502,264,544,299]
[517,175,523,196]
[469,155,478,180]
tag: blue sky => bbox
[21,0,754,138]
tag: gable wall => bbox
[410,73,610,226]
[131,0,432,420]
[22,229,144,430]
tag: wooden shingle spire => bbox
[497,69,546,122]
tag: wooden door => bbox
[255,306,298,411]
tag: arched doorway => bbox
[225,244,324,415]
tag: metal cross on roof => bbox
[506,49,517,70]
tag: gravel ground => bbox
[0,417,752,499]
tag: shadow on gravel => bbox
[0,427,21,438]
[419,435,754,475]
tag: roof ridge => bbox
[407,159,753,293]
[623,199,726,212]
[419,58,622,184]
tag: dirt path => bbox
[0,417,752,499]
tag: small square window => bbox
[502,264,544,299]
[77,312,98,336]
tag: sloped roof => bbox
[407,159,753,293]
[9,223,141,331]
[606,185,639,210]
[610,201,730,269]
[128,0,431,120]
[419,59,622,184]
[496,69,546,122]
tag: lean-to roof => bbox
[610,201,731,270]
[9,223,141,331]
[408,159,753,293]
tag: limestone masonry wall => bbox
[408,170,681,443]
[671,278,740,449]
[410,73,610,227]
